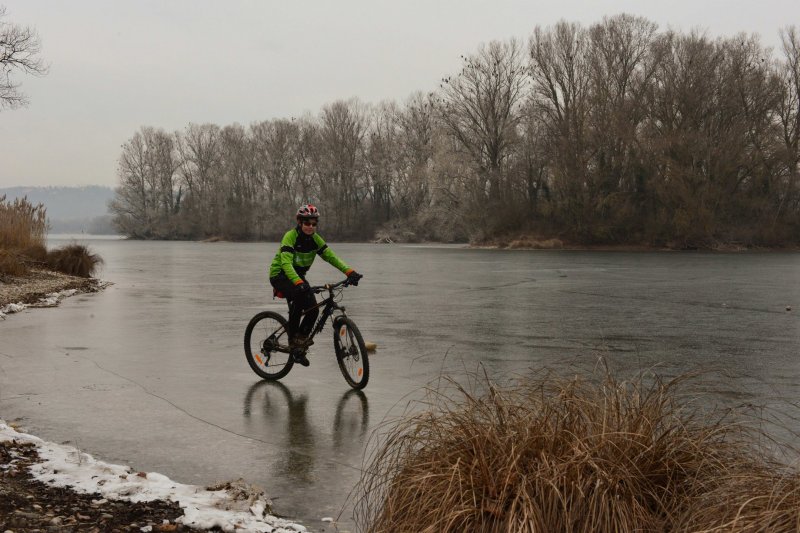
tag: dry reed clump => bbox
[0,196,103,279]
[46,244,104,278]
[20,243,49,264]
[354,371,800,532]
[0,194,47,251]
[0,249,29,276]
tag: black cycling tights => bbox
[270,275,319,338]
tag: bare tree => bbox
[365,101,400,223]
[317,99,368,235]
[529,21,593,233]
[218,123,256,238]
[395,92,436,217]
[586,14,662,239]
[439,39,528,203]
[176,123,222,236]
[777,26,800,216]
[109,127,178,238]
[0,6,47,110]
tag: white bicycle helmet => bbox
[296,204,320,219]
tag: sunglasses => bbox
[301,220,318,227]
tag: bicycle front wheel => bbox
[332,316,369,390]
[244,311,294,380]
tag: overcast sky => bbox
[1,0,798,189]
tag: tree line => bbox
[110,15,800,247]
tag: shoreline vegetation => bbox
[467,237,800,252]
[383,233,800,252]
[354,368,800,532]
[107,16,800,251]
[195,231,800,252]
[1,195,106,314]
[0,267,107,310]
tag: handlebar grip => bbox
[309,279,350,293]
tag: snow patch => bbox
[0,420,307,532]
[0,284,108,319]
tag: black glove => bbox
[296,281,311,294]
[347,271,363,286]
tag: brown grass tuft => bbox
[354,370,800,532]
[0,249,28,276]
[0,194,47,251]
[46,244,103,278]
[19,243,49,264]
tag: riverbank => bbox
[0,267,108,317]
[107,230,800,252]
[468,235,800,252]
[1,436,185,532]
[0,420,309,532]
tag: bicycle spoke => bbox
[334,317,369,389]
[245,311,294,380]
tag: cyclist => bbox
[269,204,363,367]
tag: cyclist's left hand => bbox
[347,271,363,286]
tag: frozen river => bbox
[1,237,799,530]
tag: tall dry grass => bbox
[46,244,103,277]
[0,195,103,278]
[0,194,47,251]
[0,249,28,276]
[354,369,800,532]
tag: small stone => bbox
[49,517,62,525]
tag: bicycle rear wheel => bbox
[244,311,294,380]
[332,316,369,390]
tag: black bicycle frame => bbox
[287,281,349,339]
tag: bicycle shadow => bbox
[243,380,316,485]
[242,381,371,482]
[333,389,370,453]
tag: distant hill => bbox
[0,185,117,234]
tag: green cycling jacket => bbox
[268,226,352,284]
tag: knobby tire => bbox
[332,316,370,390]
[244,311,294,380]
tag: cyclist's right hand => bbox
[296,281,311,294]
[347,271,363,286]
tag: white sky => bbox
[1,0,798,188]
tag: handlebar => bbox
[310,278,353,294]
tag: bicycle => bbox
[244,278,370,390]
